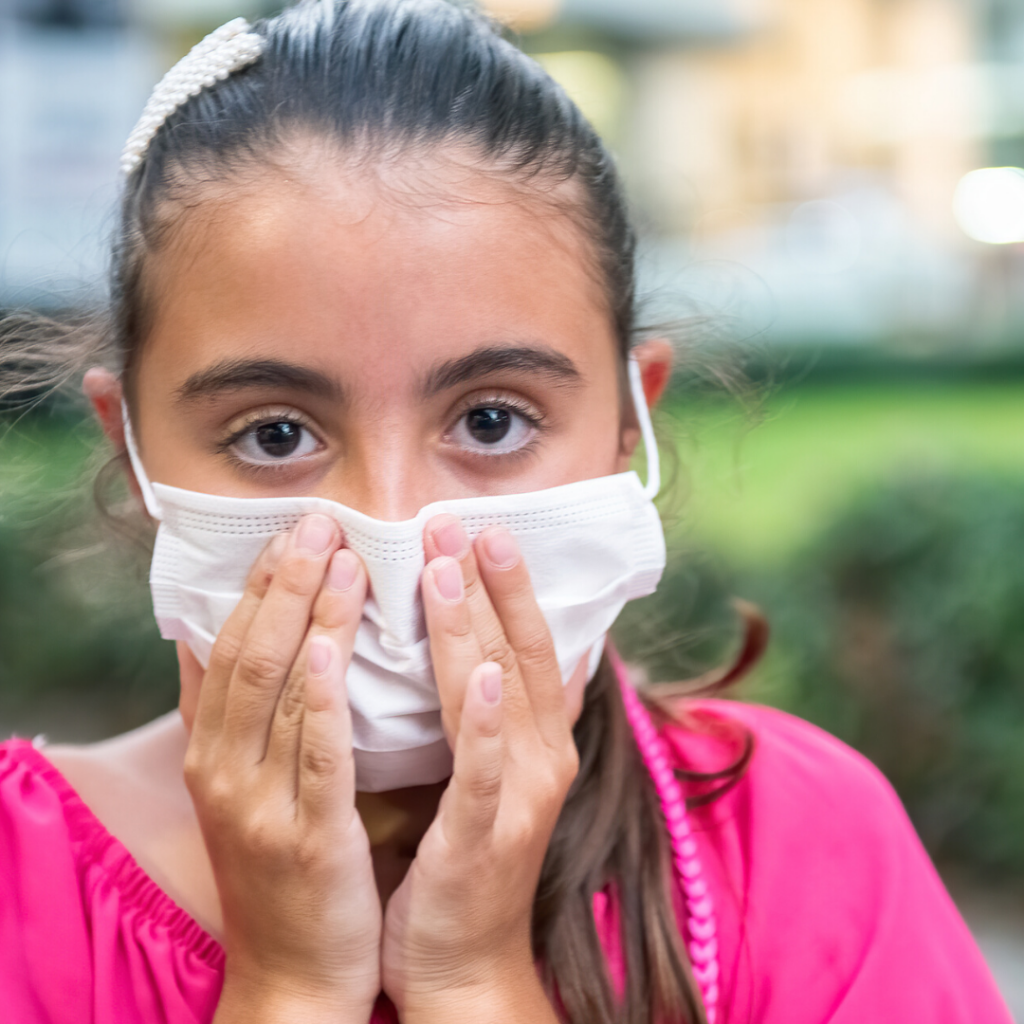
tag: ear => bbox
[632,337,674,409]
[617,338,673,469]
[83,367,147,512]
[83,367,125,448]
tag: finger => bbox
[264,548,367,780]
[191,531,288,745]
[421,553,483,745]
[475,527,567,742]
[223,513,341,762]
[296,635,358,832]
[425,515,530,723]
[425,515,503,648]
[442,662,504,848]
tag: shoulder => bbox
[663,699,934,912]
[0,735,140,892]
[660,698,919,929]
[40,712,195,859]
[666,698,902,818]
[0,738,100,1015]
[658,701,1012,1024]
[0,737,83,833]
[0,735,224,1023]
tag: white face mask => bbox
[124,359,666,791]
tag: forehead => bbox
[137,150,616,393]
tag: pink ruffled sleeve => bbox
[0,740,404,1024]
[0,740,225,1023]
[663,701,1013,1024]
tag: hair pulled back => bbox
[114,0,637,399]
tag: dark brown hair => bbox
[0,3,761,1020]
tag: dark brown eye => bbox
[230,417,319,466]
[466,407,512,444]
[255,421,303,457]
[449,399,537,455]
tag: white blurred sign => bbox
[0,26,159,304]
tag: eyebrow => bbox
[174,346,581,404]
[175,358,345,403]
[421,345,582,396]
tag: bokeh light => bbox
[953,167,1024,245]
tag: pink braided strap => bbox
[616,665,721,1024]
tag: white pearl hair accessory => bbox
[120,18,264,177]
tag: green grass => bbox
[661,381,1024,566]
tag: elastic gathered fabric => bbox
[0,667,1012,1022]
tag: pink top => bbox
[0,697,1012,1023]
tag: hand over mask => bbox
[124,360,666,791]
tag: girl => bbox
[0,2,1011,1022]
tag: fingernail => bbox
[483,528,519,569]
[296,514,335,555]
[479,663,502,705]
[328,549,359,592]
[431,516,468,559]
[309,636,332,676]
[432,557,464,602]
[266,532,289,567]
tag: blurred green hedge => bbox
[0,502,179,739]
[619,471,1024,877]
[757,473,1024,875]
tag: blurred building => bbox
[0,0,153,303]
[4,0,1024,344]
[0,0,270,304]
[507,0,1024,345]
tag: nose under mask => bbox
[124,359,667,791]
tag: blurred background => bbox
[1,0,1023,1012]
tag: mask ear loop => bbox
[628,357,661,500]
[121,399,163,520]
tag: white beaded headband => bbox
[120,17,265,177]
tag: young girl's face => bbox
[126,156,644,514]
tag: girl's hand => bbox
[381,516,579,1023]
[181,514,381,1024]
